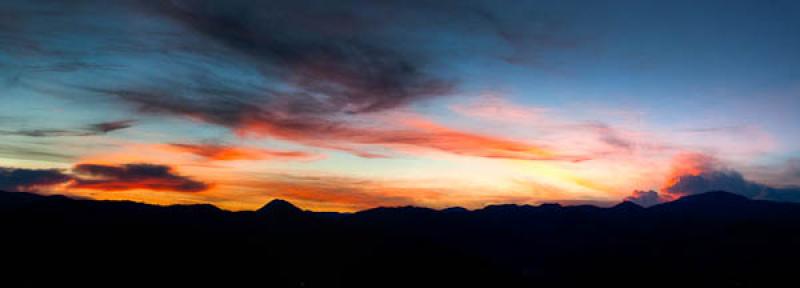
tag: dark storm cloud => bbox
[119,0,562,112]
[2,0,578,160]
[152,0,453,114]
[0,120,135,137]
[0,167,72,192]
[130,0,569,114]
[71,163,210,193]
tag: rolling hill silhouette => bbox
[2,190,799,287]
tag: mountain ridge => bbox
[2,189,800,287]
[2,190,796,215]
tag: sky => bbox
[1,0,800,211]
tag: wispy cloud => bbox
[1,0,583,163]
[0,120,135,137]
[167,143,320,161]
[450,94,548,123]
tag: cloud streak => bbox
[146,0,455,114]
[70,163,211,193]
[167,143,318,161]
[0,120,135,137]
[236,113,589,161]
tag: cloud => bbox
[0,143,75,162]
[236,113,589,161]
[581,122,635,152]
[450,94,547,123]
[0,120,135,137]
[86,84,582,160]
[0,0,584,162]
[89,120,135,134]
[628,152,800,204]
[0,167,72,192]
[138,0,456,115]
[665,170,800,202]
[661,152,720,190]
[167,143,318,161]
[449,96,649,158]
[624,190,667,207]
[6,61,123,73]
[679,125,749,134]
[70,163,211,193]
[0,163,211,194]
[755,158,800,187]
[790,159,800,178]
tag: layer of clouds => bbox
[0,163,210,193]
[1,0,582,161]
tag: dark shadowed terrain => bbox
[2,190,799,287]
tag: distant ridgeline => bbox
[2,190,799,287]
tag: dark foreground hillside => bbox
[2,190,799,287]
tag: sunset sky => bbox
[2,0,799,211]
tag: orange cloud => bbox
[235,112,586,161]
[166,143,319,161]
[661,152,719,193]
[623,152,724,204]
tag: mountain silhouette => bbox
[2,189,799,287]
[256,198,304,216]
[611,200,644,211]
[664,190,751,206]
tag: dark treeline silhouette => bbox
[2,190,799,287]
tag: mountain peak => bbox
[538,203,562,209]
[612,201,644,210]
[650,191,757,217]
[256,199,302,215]
[676,191,750,204]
